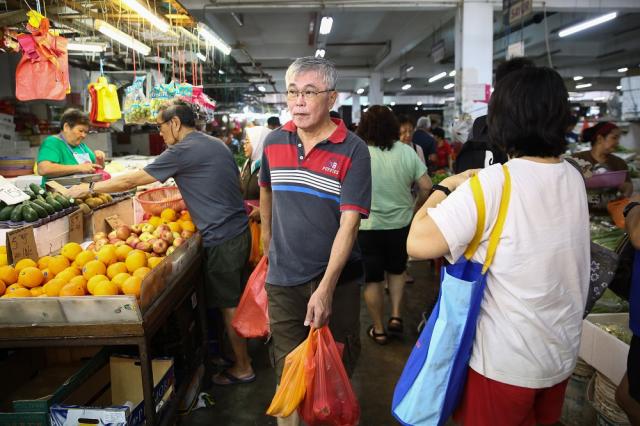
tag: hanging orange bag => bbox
[15,16,69,101]
[299,327,360,426]
[231,256,269,338]
[248,220,262,268]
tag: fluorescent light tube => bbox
[218,69,225,75]
[573,76,583,81]
[258,86,266,92]
[448,70,456,77]
[444,83,455,90]
[120,0,169,32]
[356,88,364,95]
[198,23,231,55]
[558,12,617,38]
[406,66,414,72]
[417,101,422,106]
[94,20,150,55]
[616,85,622,90]
[319,17,333,35]
[197,52,206,62]
[576,83,592,89]
[618,67,628,73]
[402,84,411,91]
[67,42,106,52]
[428,71,447,83]
[390,101,396,106]
[315,48,325,58]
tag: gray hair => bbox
[285,56,337,90]
[416,116,431,130]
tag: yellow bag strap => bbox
[463,164,512,274]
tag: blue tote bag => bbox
[392,164,512,426]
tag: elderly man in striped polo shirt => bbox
[260,57,372,425]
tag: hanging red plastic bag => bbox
[267,328,316,418]
[248,220,262,268]
[15,15,70,101]
[299,327,360,426]
[231,256,269,338]
[88,85,109,128]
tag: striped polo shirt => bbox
[259,118,372,286]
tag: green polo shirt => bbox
[37,135,96,178]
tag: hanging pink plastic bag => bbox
[299,327,360,426]
[231,256,269,338]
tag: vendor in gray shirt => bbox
[68,101,255,386]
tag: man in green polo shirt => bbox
[36,108,104,181]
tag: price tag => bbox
[6,225,38,263]
[0,176,30,205]
[105,214,125,230]
[68,209,84,243]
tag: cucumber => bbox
[28,201,47,219]
[45,196,63,211]
[23,189,36,200]
[54,194,70,208]
[10,204,24,222]
[22,205,38,222]
[33,199,55,215]
[29,183,45,196]
[0,205,14,221]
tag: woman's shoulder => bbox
[42,135,63,145]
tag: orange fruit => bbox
[41,268,53,284]
[17,267,44,288]
[111,272,131,290]
[148,216,161,227]
[59,282,85,296]
[160,208,177,222]
[43,279,66,297]
[125,250,147,273]
[133,267,151,280]
[30,286,44,297]
[0,279,5,296]
[122,276,142,297]
[48,256,70,276]
[93,280,119,296]
[168,221,182,233]
[180,210,191,221]
[147,257,163,269]
[107,262,128,279]
[87,275,109,295]
[181,220,196,232]
[0,265,17,285]
[83,260,107,280]
[6,283,25,292]
[0,253,7,267]
[37,255,53,270]
[69,275,87,292]
[115,245,133,261]
[15,258,37,272]
[61,242,83,261]
[55,267,80,283]
[96,245,117,266]
[74,251,96,268]
[4,287,31,297]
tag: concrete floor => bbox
[180,260,440,426]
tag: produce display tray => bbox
[0,206,79,229]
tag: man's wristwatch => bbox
[623,201,640,218]
[432,184,452,196]
[88,181,96,194]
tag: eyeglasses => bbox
[286,89,335,100]
[156,118,171,130]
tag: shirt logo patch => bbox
[322,158,341,175]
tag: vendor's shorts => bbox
[202,228,251,309]
[453,367,569,426]
[357,225,410,282]
[629,334,640,403]
[266,277,361,381]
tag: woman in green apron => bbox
[36,108,105,181]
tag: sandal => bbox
[367,325,388,345]
[388,317,404,334]
[212,370,256,386]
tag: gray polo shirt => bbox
[144,131,248,248]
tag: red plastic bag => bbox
[231,256,269,338]
[299,327,360,426]
[15,18,69,101]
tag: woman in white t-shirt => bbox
[407,67,590,425]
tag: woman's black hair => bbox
[356,105,399,151]
[488,67,569,158]
[60,108,90,130]
[581,122,618,146]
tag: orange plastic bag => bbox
[267,328,315,417]
[299,327,360,426]
[231,256,269,338]
[15,17,69,101]
[248,220,262,268]
[607,198,630,229]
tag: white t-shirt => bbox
[428,159,590,388]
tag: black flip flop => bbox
[367,325,388,345]
[212,370,256,386]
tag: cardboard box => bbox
[50,355,174,426]
[84,198,134,238]
[579,313,631,384]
